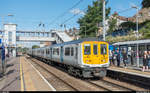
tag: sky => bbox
[0,0,143,31]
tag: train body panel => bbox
[28,38,110,78]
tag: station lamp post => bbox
[132,5,139,67]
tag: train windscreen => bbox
[100,44,107,55]
[84,44,91,55]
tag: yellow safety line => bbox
[20,57,24,91]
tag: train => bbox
[27,38,110,78]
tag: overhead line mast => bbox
[103,0,106,41]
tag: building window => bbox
[8,32,12,42]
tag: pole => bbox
[103,0,106,41]
[136,7,139,67]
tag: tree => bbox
[22,47,29,54]
[32,45,40,49]
[77,0,110,38]
[119,21,136,30]
[107,17,117,34]
[139,21,150,39]
[142,0,150,8]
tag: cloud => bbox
[129,2,136,8]
[70,8,85,15]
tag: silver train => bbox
[27,38,110,78]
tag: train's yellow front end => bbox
[82,41,109,66]
[81,41,109,77]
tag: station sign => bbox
[0,38,1,44]
[109,45,113,51]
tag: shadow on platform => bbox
[6,70,15,76]
[6,64,14,68]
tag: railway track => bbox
[85,79,132,91]
[28,58,79,91]
[26,56,148,91]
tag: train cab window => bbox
[71,47,74,56]
[93,44,98,55]
[100,44,107,55]
[65,47,70,56]
[84,44,91,55]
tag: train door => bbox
[92,43,99,64]
[60,46,63,62]
[50,48,52,59]
[75,46,78,64]
[82,43,92,64]
[100,43,108,64]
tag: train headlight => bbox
[86,60,89,62]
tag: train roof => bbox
[113,39,150,46]
[51,37,106,47]
[32,38,107,50]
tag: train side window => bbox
[53,48,55,55]
[48,49,50,54]
[84,44,91,55]
[42,50,44,54]
[65,47,70,56]
[57,48,59,55]
[100,44,107,55]
[47,49,49,54]
[71,47,74,56]
[93,44,98,55]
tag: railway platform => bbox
[108,66,150,78]
[0,55,149,91]
[107,66,150,89]
[0,56,55,91]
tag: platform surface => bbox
[108,66,150,78]
[0,56,54,91]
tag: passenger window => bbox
[84,44,91,55]
[100,44,107,54]
[65,47,70,56]
[93,44,98,55]
[47,49,50,54]
[71,47,74,56]
[57,48,59,55]
[48,49,50,54]
[53,48,56,55]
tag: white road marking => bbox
[24,58,56,91]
